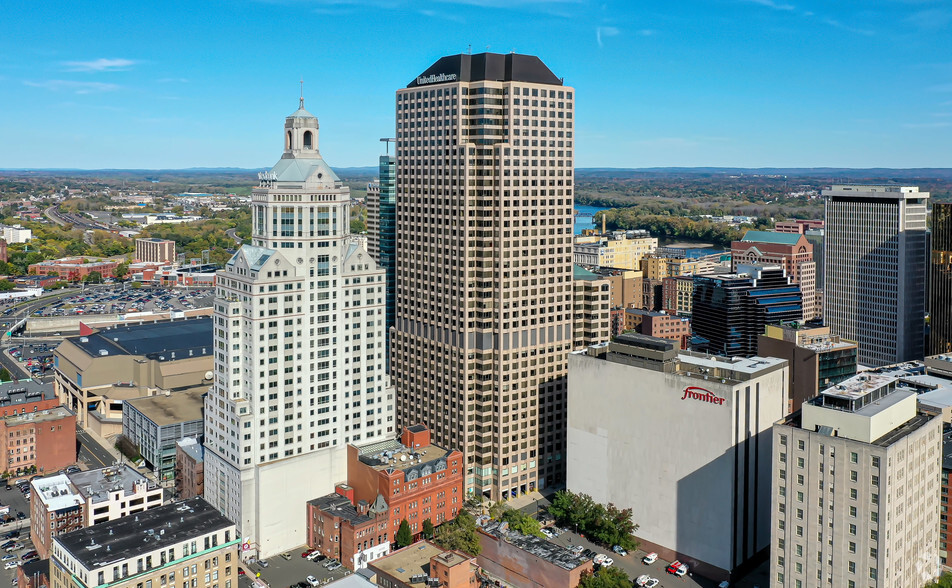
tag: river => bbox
[573,203,726,257]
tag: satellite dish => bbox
[204,371,213,380]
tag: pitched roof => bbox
[740,230,803,245]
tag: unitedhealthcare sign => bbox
[416,73,458,85]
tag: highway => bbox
[44,205,110,231]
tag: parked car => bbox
[307,552,325,562]
[3,562,16,570]
[642,552,658,565]
[540,528,554,539]
[612,545,628,557]
[301,549,314,558]
[237,569,245,576]
[581,549,597,560]
[258,560,269,568]
[644,579,659,588]
[65,466,81,474]
[593,554,613,567]
[305,576,319,587]
[666,561,688,577]
[21,552,36,560]
[280,553,291,561]
[326,561,342,571]
[1,555,15,562]
[5,544,22,553]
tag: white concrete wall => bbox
[567,353,786,572]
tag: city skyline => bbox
[2,0,951,170]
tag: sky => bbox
[1,0,951,170]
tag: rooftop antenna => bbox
[380,138,396,155]
[299,78,305,109]
[466,44,472,55]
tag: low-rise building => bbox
[175,437,204,500]
[1,225,32,244]
[0,380,58,417]
[774,219,824,234]
[53,317,213,437]
[49,497,238,588]
[367,541,475,588]
[568,334,788,581]
[28,257,119,282]
[307,490,390,571]
[758,323,858,412]
[31,474,85,559]
[17,559,49,588]
[623,308,691,350]
[573,231,657,270]
[123,389,204,484]
[661,274,695,317]
[0,406,75,479]
[477,520,593,588]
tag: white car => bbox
[642,552,658,565]
[540,528,554,539]
[593,554,613,567]
[644,579,659,588]
[3,562,16,570]
[305,576,319,587]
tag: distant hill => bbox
[576,167,952,180]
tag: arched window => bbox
[286,131,292,150]
[303,131,313,149]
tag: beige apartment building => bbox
[53,318,212,437]
[573,230,657,270]
[135,238,176,264]
[572,266,611,351]
[50,497,237,588]
[391,52,575,500]
[771,374,942,587]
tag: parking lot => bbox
[26,286,214,318]
[0,519,37,587]
[5,343,56,378]
[244,546,353,588]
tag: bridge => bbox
[574,211,594,218]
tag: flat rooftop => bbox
[679,352,787,377]
[68,464,160,505]
[67,317,212,362]
[55,497,232,571]
[820,373,897,401]
[479,520,588,571]
[355,438,452,473]
[32,474,82,512]
[4,406,72,426]
[176,437,203,463]
[126,388,205,426]
[370,542,469,583]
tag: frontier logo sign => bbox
[681,386,726,406]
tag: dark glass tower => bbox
[930,202,952,355]
[378,154,396,370]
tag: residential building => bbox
[774,219,823,234]
[17,559,49,588]
[623,308,691,350]
[49,497,238,588]
[573,230,657,270]
[1,225,32,244]
[391,52,574,500]
[123,389,205,484]
[0,406,75,479]
[307,490,390,571]
[53,318,213,437]
[31,473,85,559]
[366,154,396,371]
[28,257,119,282]
[367,542,476,588]
[175,437,204,500]
[567,334,788,581]
[771,374,942,587]
[758,323,857,412]
[824,184,928,366]
[692,265,803,358]
[202,100,392,559]
[661,274,695,317]
[477,520,593,588]
[135,238,176,264]
[731,230,817,320]
[70,464,165,525]
[931,203,952,355]
[571,266,611,351]
[31,464,166,559]
[0,380,58,417]
[583,266,641,309]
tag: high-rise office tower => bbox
[930,203,952,355]
[203,99,392,558]
[823,185,928,367]
[391,53,575,500]
[367,153,397,370]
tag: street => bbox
[76,429,119,469]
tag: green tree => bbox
[83,271,103,284]
[396,519,413,548]
[114,262,129,281]
[131,281,142,289]
[500,507,543,538]
[0,369,10,382]
[577,566,631,588]
[422,518,435,540]
[433,513,482,556]
[925,573,952,588]
[0,280,14,292]
[548,490,639,551]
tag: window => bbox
[850,488,857,499]
[848,561,855,573]
[798,440,805,450]
[850,451,858,463]
[797,457,805,468]
[848,541,856,553]
[869,568,877,580]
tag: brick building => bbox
[661,274,695,317]
[307,489,390,571]
[30,474,85,559]
[477,520,592,588]
[174,437,204,500]
[0,380,58,418]
[0,406,76,479]
[773,219,823,234]
[368,542,475,588]
[28,257,119,282]
[624,308,691,350]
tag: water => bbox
[573,204,608,234]
[574,204,727,257]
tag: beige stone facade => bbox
[391,53,574,500]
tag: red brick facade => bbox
[0,408,76,478]
[28,258,119,282]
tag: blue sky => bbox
[1,0,950,169]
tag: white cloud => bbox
[63,58,137,72]
[24,80,120,94]
[596,26,619,47]
[744,0,795,11]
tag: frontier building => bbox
[391,52,575,499]
[567,334,789,581]
[202,100,393,558]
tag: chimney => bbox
[601,213,606,235]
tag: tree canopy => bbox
[433,512,482,556]
[577,566,631,588]
[396,519,413,548]
[547,490,640,551]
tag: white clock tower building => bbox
[203,98,393,558]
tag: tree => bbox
[926,573,952,588]
[131,281,142,289]
[0,280,14,292]
[500,507,543,538]
[396,519,413,548]
[422,518,434,540]
[114,262,129,281]
[0,369,10,382]
[83,271,103,284]
[433,513,482,556]
[577,566,631,588]
[548,490,639,551]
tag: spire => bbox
[299,78,304,110]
